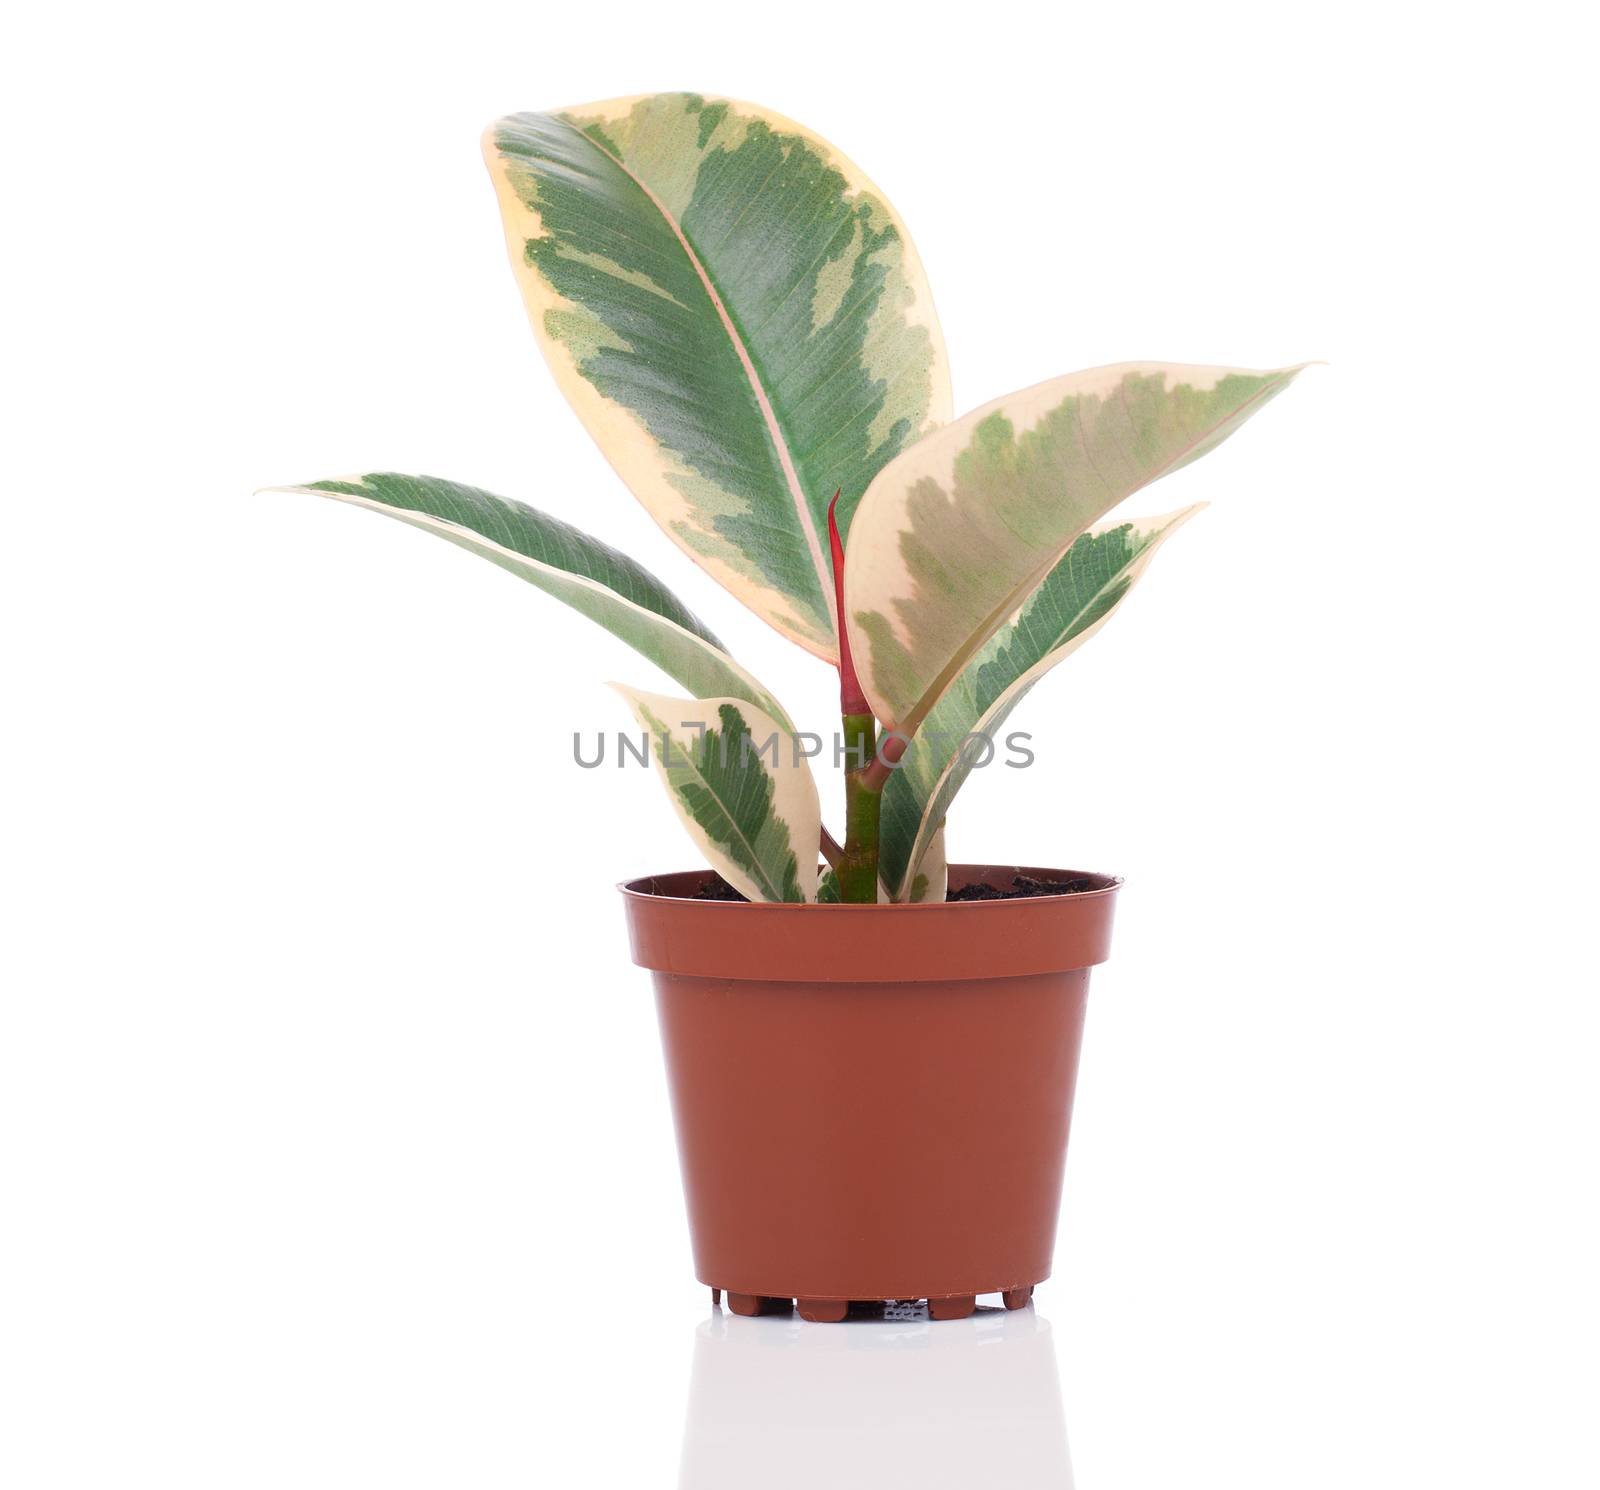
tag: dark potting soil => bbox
[946,873,1096,901]
[692,875,750,901]
[691,873,1094,902]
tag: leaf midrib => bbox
[569,120,834,640]
[658,720,788,903]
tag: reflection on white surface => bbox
[679,1304,1073,1488]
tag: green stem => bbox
[825,489,881,903]
[835,710,881,902]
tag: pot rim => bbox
[618,864,1123,909]
[619,864,1122,980]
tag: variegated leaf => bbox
[484,93,951,660]
[904,825,947,903]
[615,688,821,903]
[271,473,792,727]
[845,362,1304,734]
[880,507,1200,899]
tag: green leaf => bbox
[845,362,1305,736]
[270,472,792,727]
[485,92,951,660]
[616,688,821,903]
[879,507,1199,899]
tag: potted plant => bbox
[269,92,1306,1321]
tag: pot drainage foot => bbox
[928,1294,977,1321]
[796,1298,849,1323]
[724,1292,793,1317]
[1002,1286,1035,1311]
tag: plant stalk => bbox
[836,710,881,901]
[828,490,881,902]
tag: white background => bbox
[3,2,1596,1485]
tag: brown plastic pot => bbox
[620,863,1121,1322]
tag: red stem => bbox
[861,731,908,793]
[819,826,843,868]
[827,490,870,716]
